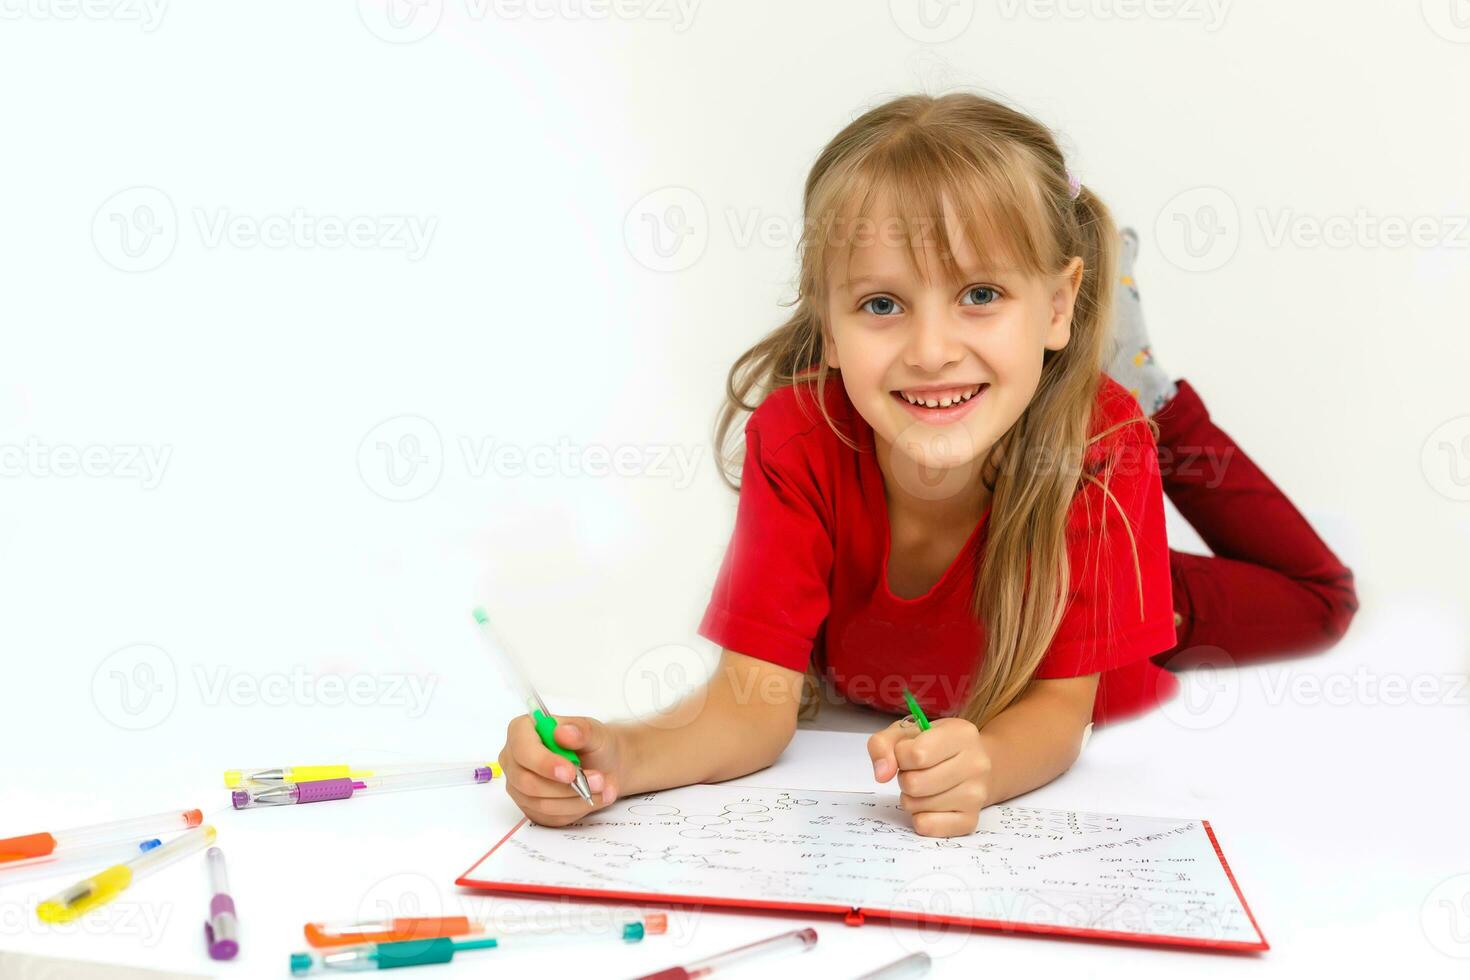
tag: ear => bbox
[1045,257,1085,352]
[821,316,841,370]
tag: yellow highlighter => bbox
[224,762,499,788]
[36,825,216,924]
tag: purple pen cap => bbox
[205,910,239,960]
[204,846,239,960]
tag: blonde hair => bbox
[716,91,1146,729]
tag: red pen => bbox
[634,927,817,980]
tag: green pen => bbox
[472,606,594,805]
[901,688,932,731]
[291,923,646,974]
[290,937,497,974]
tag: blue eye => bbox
[861,296,901,316]
[961,286,999,306]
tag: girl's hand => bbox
[868,716,992,838]
[498,715,626,827]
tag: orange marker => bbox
[304,911,668,948]
[1,807,202,864]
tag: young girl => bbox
[497,93,1357,838]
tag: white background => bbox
[1,1,1468,977]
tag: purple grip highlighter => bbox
[203,846,239,960]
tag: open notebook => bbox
[458,782,1266,951]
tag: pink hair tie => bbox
[1066,169,1082,201]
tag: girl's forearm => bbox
[612,651,803,797]
[976,676,1096,805]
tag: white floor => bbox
[1,595,1466,978]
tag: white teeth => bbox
[899,384,983,408]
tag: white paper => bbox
[465,783,1263,947]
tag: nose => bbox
[903,307,963,374]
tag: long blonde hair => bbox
[716,92,1144,728]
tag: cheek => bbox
[830,325,893,388]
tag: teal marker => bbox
[291,937,495,973]
[901,688,932,731]
[472,606,594,805]
[291,922,645,973]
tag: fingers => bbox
[895,750,987,800]
[503,768,618,827]
[499,714,624,826]
[899,777,986,817]
[504,715,576,783]
[893,717,971,772]
[867,718,921,782]
[879,718,988,839]
[911,809,981,838]
[505,764,607,801]
[551,715,607,755]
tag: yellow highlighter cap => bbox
[37,865,133,924]
[290,766,353,782]
[225,765,353,787]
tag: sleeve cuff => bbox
[697,604,816,674]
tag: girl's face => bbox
[823,197,1083,490]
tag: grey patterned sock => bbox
[1108,227,1178,417]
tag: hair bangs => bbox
[805,133,1057,306]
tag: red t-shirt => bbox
[699,374,1179,725]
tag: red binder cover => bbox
[456,790,1268,952]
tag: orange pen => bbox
[304,910,667,948]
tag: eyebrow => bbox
[837,268,1012,293]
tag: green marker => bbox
[472,606,594,805]
[291,923,646,973]
[901,688,931,731]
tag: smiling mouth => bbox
[891,383,988,409]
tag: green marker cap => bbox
[901,688,932,731]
